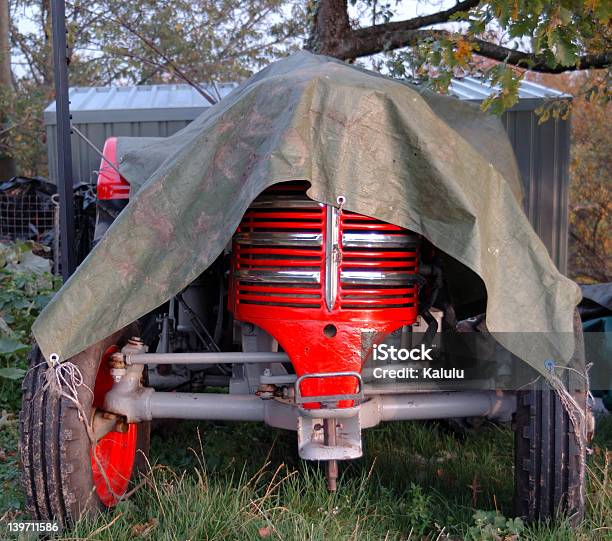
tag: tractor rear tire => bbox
[20,327,150,527]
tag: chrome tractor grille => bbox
[338,211,419,310]
[231,184,420,312]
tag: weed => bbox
[466,510,524,540]
[0,241,60,411]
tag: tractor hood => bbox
[33,51,581,377]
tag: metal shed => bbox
[44,77,570,272]
[44,83,237,186]
[449,78,571,273]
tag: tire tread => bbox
[19,326,147,526]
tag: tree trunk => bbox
[305,0,351,58]
[0,0,16,180]
[41,0,54,87]
[0,0,11,87]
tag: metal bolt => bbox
[109,352,127,383]
[110,369,126,383]
[115,418,129,433]
[109,352,125,367]
[109,351,126,383]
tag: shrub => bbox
[0,241,60,410]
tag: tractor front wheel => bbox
[19,327,150,526]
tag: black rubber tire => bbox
[513,318,587,524]
[513,386,585,523]
[19,327,150,526]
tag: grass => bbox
[1,412,610,540]
[0,411,22,516]
[1,244,609,538]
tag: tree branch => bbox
[308,0,611,72]
[356,0,479,36]
[76,3,218,104]
[471,38,612,73]
[10,28,43,85]
[334,29,446,59]
[113,16,217,104]
[336,27,611,72]
[307,0,477,57]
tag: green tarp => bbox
[33,51,581,376]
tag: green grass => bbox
[1,413,610,540]
[0,411,22,516]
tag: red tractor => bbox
[20,136,587,527]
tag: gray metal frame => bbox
[99,339,516,466]
[50,0,76,278]
[101,352,516,461]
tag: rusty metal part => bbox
[91,409,128,440]
[256,383,277,399]
[115,417,129,433]
[109,352,127,382]
[110,336,147,382]
[128,336,145,346]
[323,417,338,491]
[109,352,125,368]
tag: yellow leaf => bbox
[585,0,599,12]
[454,38,472,66]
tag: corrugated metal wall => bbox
[46,120,192,186]
[502,111,570,273]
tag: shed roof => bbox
[44,76,569,125]
[44,82,237,124]
[450,76,569,105]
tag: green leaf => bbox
[507,516,525,532]
[553,35,578,66]
[0,337,29,354]
[558,7,572,25]
[12,251,51,274]
[34,294,53,310]
[0,317,11,334]
[0,367,27,380]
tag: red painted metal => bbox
[91,345,138,506]
[96,137,130,200]
[229,183,420,407]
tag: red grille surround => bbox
[229,183,420,406]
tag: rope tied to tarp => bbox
[544,358,592,517]
[33,352,127,503]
